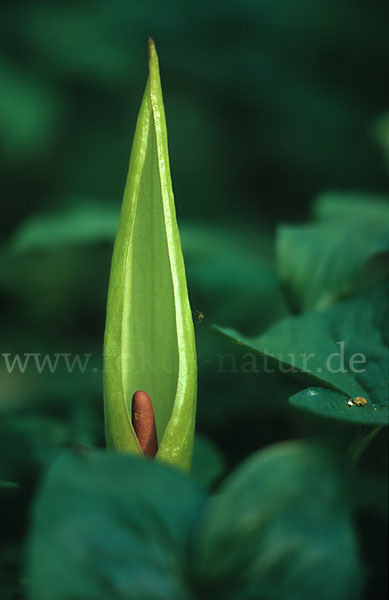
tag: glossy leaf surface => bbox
[104,39,197,469]
[277,193,389,312]
[290,387,388,425]
[193,442,361,600]
[27,451,205,600]
[26,446,362,600]
[216,284,388,425]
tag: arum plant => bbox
[103,38,197,471]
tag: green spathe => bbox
[103,38,197,470]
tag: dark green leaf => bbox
[0,480,19,490]
[193,442,362,600]
[191,434,225,487]
[372,112,389,165]
[290,387,388,426]
[182,222,288,332]
[277,193,389,312]
[215,284,389,425]
[9,200,119,253]
[26,450,205,600]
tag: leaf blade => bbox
[193,442,362,600]
[214,284,389,425]
[290,387,388,425]
[277,193,389,312]
[26,451,205,600]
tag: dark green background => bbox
[0,2,388,598]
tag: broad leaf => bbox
[182,222,288,332]
[104,39,197,469]
[277,192,389,312]
[9,200,119,253]
[290,387,388,426]
[0,480,19,490]
[193,442,362,600]
[26,451,205,600]
[191,434,225,487]
[215,284,388,425]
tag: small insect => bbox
[347,396,367,407]
[193,310,205,325]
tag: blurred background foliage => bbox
[0,1,388,598]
